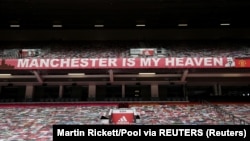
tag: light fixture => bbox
[220,23,230,26]
[52,24,63,28]
[10,24,20,28]
[178,23,188,27]
[94,24,104,27]
[0,74,11,76]
[68,73,85,76]
[136,24,146,27]
[138,72,156,75]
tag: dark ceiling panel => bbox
[1,0,250,28]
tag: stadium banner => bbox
[130,48,156,56]
[53,125,249,140]
[111,109,135,124]
[0,57,247,69]
[20,49,41,58]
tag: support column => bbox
[59,85,63,98]
[183,84,186,97]
[122,84,125,98]
[88,85,96,99]
[214,84,218,96]
[218,84,222,96]
[25,85,33,99]
[151,84,159,98]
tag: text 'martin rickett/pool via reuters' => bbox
[55,126,247,138]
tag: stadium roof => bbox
[0,0,250,29]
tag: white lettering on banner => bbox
[50,59,59,67]
[140,58,160,67]
[80,59,88,67]
[122,58,126,67]
[176,58,184,66]
[71,59,79,67]
[204,57,212,66]
[40,59,50,67]
[193,58,203,66]
[165,58,175,66]
[140,58,151,66]
[122,58,135,67]
[60,59,70,67]
[164,57,224,67]
[109,58,117,67]
[152,58,160,66]
[127,58,135,67]
[17,59,29,68]
[185,58,194,66]
[99,58,107,67]
[91,58,98,67]
[16,58,225,69]
[214,58,223,66]
[29,59,38,67]
[98,58,117,67]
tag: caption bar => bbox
[53,125,249,140]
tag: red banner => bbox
[0,57,247,69]
[235,59,250,68]
[142,49,155,56]
[111,109,135,124]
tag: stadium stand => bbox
[0,0,250,140]
[0,41,250,59]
